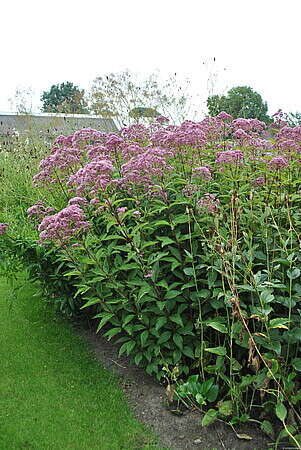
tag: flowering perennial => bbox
[67,159,114,195]
[38,205,90,244]
[216,150,244,165]
[27,201,55,221]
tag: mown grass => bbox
[0,274,159,450]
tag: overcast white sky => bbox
[1,0,301,118]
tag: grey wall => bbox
[0,114,118,136]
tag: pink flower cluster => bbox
[68,197,89,207]
[192,166,212,180]
[198,193,219,214]
[33,146,82,186]
[72,128,106,146]
[216,111,233,122]
[120,146,173,187]
[27,201,55,221]
[216,150,244,165]
[0,223,8,235]
[268,155,289,170]
[67,159,114,196]
[121,124,150,142]
[38,205,90,244]
[232,118,266,134]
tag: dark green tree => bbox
[41,82,89,114]
[207,86,270,122]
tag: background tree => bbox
[207,86,270,122]
[89,70,194,126]
[129,107,161,121]
[41,82,89,114]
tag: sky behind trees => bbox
[1,0,301,117]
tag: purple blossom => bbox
[132,210,142,217]
[216,111,233,122]
[87,145,109,161]
[144,270,153,278]
[268,155,289,170]
[27,201,55,221]
[182,184,198,198]
[121,124,150,142]
[192,166,212,181]
[156,115,169,124]
[38,205,90,244]
[0,223,8,235]
[252,177,265,186]
[119,147,173,187]
[72,128,106,146]
[216,150,244,165]
[197,193,219,214]
[116,207,127,217]
[67,159,114,195]
[68,197,89,207]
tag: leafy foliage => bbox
[207,86,270,123]
[41,82,89,114]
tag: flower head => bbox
[197,193,219,214]
[38,205,90,244]
[192,166,212,181]
[216,150,244,165]
[27,201,55,221]
[0,223,8,235]
[268,155,289,170]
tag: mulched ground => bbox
[75,323,272,450]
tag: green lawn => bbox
[0,275,158,450]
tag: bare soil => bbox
[75,324,271,450]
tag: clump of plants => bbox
[1,111,301,447]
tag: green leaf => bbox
[118,340,135,357]
[268,318,290,330]
[218,400,233,416]
[275,402,287,421]
[96,313,114,332]
[196,393,206,405]
[156,236,175,247]
[173,333,183,350]
[140,330,149,347]
[164,290,181,299]
[205,346,227,356]
[205,321,227,333]
[287,268,300,280]
[182,346,195,359]
[201,409,218,426]
[184,267,195,276]
[123,314,135,326]
[155,316,167,331]
[292,358,301,371]
[134,353,143,365]
[103,327,121,340]
[260,289,274,303]
[260,420,275,439]
[158,331,171,344]
[207,385,219,402]
[152,220,171,228]
[169,314,184,327]
[81,296,101,309]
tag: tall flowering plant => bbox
[4,112,301,445]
